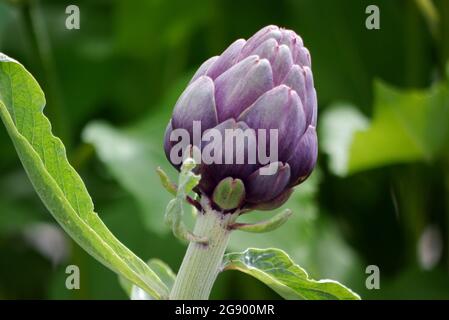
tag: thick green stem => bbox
[170,202,237,300]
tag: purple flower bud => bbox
[164,25,318,212]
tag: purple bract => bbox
[164,25,318,211]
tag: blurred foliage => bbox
[0,0,449,299]
[322,78,449,176]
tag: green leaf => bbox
[321,80,449,176]
[119,258,176,300]
[0,53,168,299]
[223,248,360,300]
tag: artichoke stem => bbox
[170,200,238,300]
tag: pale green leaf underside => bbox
[0,53,168,299]
[223,248,360,300]
[120,258,176,300]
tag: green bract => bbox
[212,177,245,210]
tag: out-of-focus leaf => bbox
[0,53,168,299]
[415,0,439,38]
[119,258,176,300]
[0,170,48,235]
[82,76,189,234]
[320,104,369,176]
[321,80,449,176]
[23,222,69,266]
[83,117,173,234]
[223,248,360,300]
[148,259,176,290]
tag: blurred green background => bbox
[1,0,449,299]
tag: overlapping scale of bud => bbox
[164,25,318,212]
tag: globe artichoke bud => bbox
[164,25,318,212]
